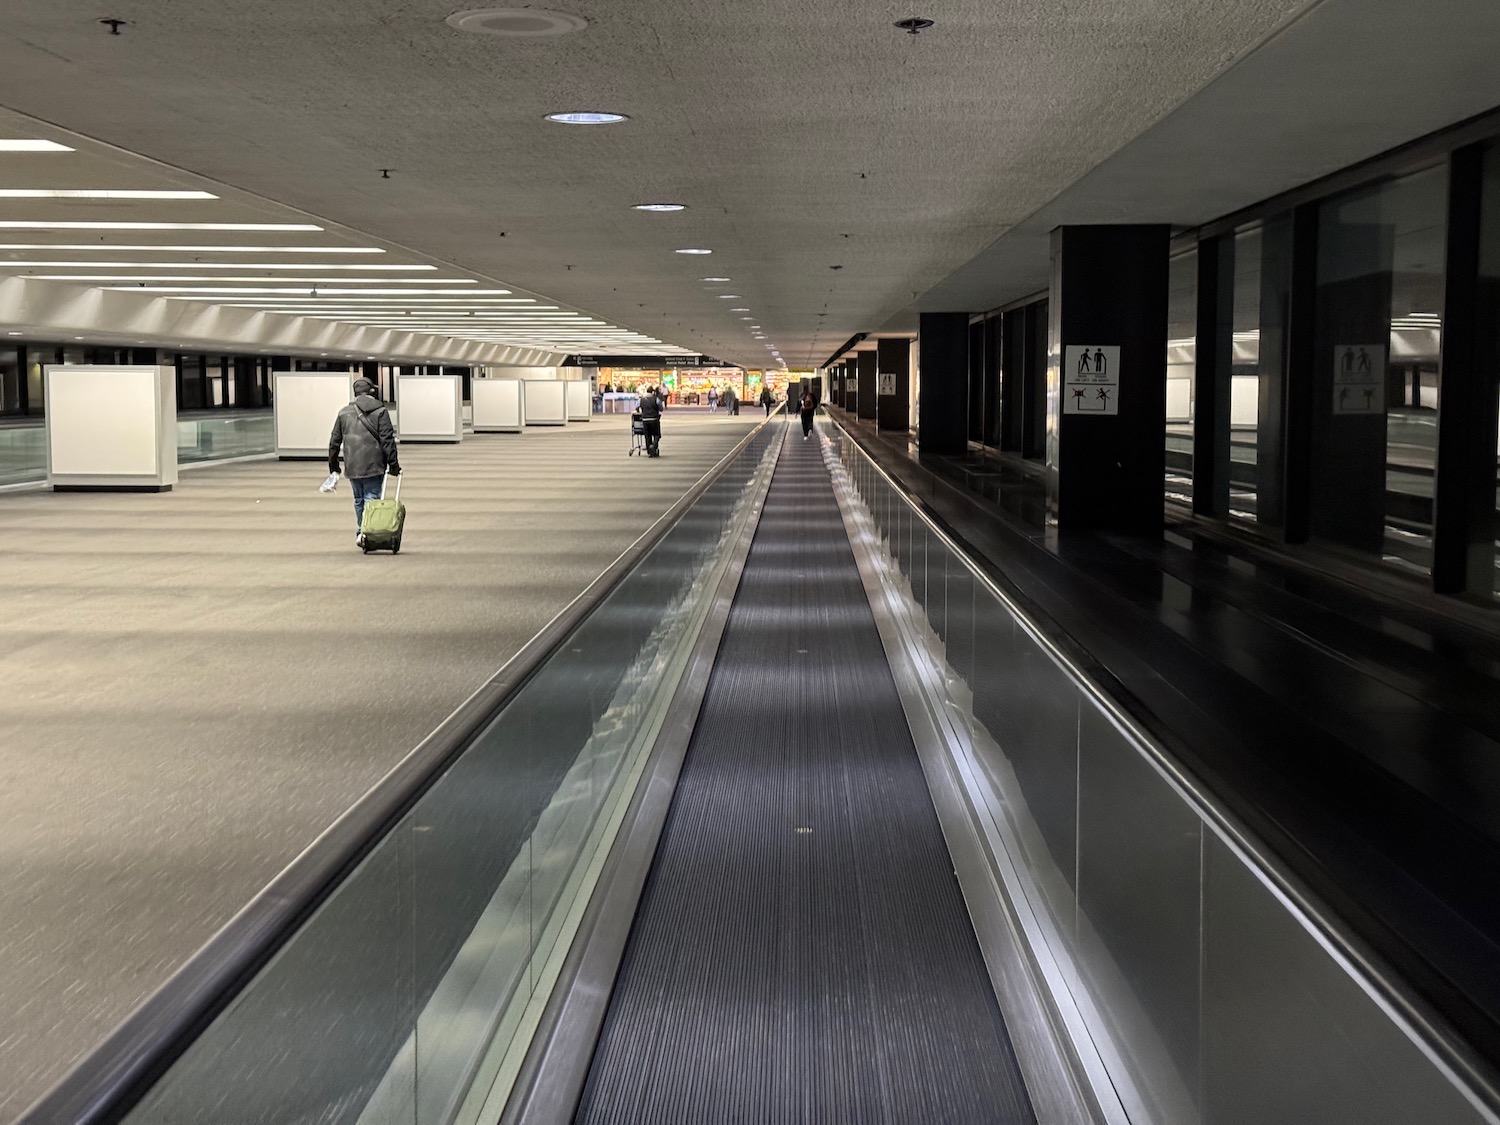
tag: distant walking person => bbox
[799,388,817,439]
[637,384,663,457]
[707,387,718,412]
[329,377,401,545]
[759,386,775,416]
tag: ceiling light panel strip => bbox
[105,286,507,294]
[0,222,323,231]
[0,189,217,199]
[0,244,385,253]
[42,276,475,284]
[0,140,74,152]
[0,262,434,270]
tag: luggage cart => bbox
[629,411,648,456]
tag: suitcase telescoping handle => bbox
[382,470,402,502]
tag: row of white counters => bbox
[40,367,597,490]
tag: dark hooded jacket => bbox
[329,383,400,479]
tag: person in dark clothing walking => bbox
[759,386,775,416]
[799,389,817,439]
[329,377,401,543]
[636,385,663,457]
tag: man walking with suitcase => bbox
[329,377,402,546]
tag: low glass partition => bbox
[0,411,274,486]
[109,421,781,1124]
[176,411,275,464]
[826,423,1496,1125]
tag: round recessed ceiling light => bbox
[632,203,686,212]
[449,8,590,36]
[545,111,628,125]
[675,248,712,255]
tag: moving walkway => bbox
[21,415,1499,1125]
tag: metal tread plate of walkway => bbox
[573,425,1035,1124]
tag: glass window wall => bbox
[1227,217,1293,527]
[1477,144,1500,597]
[1166,249,1197,506]
[1313,164,1448,575]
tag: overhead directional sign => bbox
[1063,345,1120,415]
[1332,344,1385,414]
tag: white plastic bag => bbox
[319,472,340,493]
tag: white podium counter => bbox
[274,371,352,460]
[471,378,524,433]
[45,365,177,492]
[396,374,463,443]
[523,380,568,427]
[565,380,593,422]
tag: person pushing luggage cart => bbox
[634,385,663,457]
[328,377,403,550]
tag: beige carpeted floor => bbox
[0,412,761,1119]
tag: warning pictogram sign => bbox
[1332,344,1385,414]
[1063,345,1120,415]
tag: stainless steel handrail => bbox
[830,415,1500,1121]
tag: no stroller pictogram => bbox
[1063,345,1120,415]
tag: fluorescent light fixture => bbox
[0,140,74,152]
[730,308,749,312]
[1,261,433,270]
[0,243,383,253]
[0,189,217,199]
[6,331,20,335]
[632,203,685,212]
[120,286,512,295]
[0,221,322,231]
[40,276,473,284]
[700,277,730,282]
[717,295,742,299]
[545,111,628,125]
[675,248,712,255]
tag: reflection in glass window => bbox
[1227,219,1293,527]
[1166,249,1197,506]
[1479,145,1500,598]
[1313,164,1447,575]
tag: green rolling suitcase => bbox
[360,472,405,554]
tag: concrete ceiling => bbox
[896,0,1500,332]
[0,0,1494,368]
[0,0,1319,369]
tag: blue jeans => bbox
[352,475,385,529]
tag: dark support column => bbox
[967,320,985,443]
[1024,301,1049,459]
[856,351,878,421]
[999,308,1024,452]
[917,312,970,455]
[1047,225,1170,533]
[984,316,1002,446]
[876,337,911,432]
[845,361,859,416]
[1194,235,1235,518]
[1282,203,1320,544]
[1434,144,1497,594]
